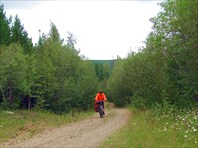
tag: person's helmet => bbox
[98,91,103,94]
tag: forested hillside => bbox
[107,0,198,108]
[90,60,115,72]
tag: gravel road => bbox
[1,107,130,148]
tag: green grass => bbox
[0,109,94,143]
[102,107,198,148]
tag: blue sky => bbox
[1,0,163,60]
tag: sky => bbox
[1,0,163,60]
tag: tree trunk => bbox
[8,80,13,103]
[0,85,5,99]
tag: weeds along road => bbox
[1,106,130,147]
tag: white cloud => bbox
[3,1,162,60]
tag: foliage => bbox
[91,60,115,72]
[0,4,33,52]
[34,35,96,113]
[1,0,197,113]
[10,15,33,54]
[91,60,113,94]
[32,24,98,114]
[149,0,198,107]
[0,5,98,114]
[0,4,11,46]
[107,59,131,107]
[107,0,198,108]
[0,43,27,105]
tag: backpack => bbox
[94,100,99,112]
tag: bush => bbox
[130,95,147,109]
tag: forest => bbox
[0,5,99,114]
[0,0,197,114]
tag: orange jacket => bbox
[95,92,107,102]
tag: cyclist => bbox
[94,91,107,115]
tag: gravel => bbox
[0,107,130,148]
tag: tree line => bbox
[0,4,99,114]
[107,0,198,108]
[1,0,197,113]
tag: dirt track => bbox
[0,107,130,148]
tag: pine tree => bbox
[10,15,33,54]
[0,4,11,46]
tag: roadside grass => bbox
[103,106,198,147]
[0,109,94,144]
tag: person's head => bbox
[98,91,103,94]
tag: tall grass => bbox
[103,104,198,147]
[0,109,94,143]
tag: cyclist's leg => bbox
[102,101,105,115]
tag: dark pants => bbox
[97,101,104,108]
[97,101,105,115]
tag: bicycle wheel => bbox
[98,106,103,118]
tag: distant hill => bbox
[89,60,116,71]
